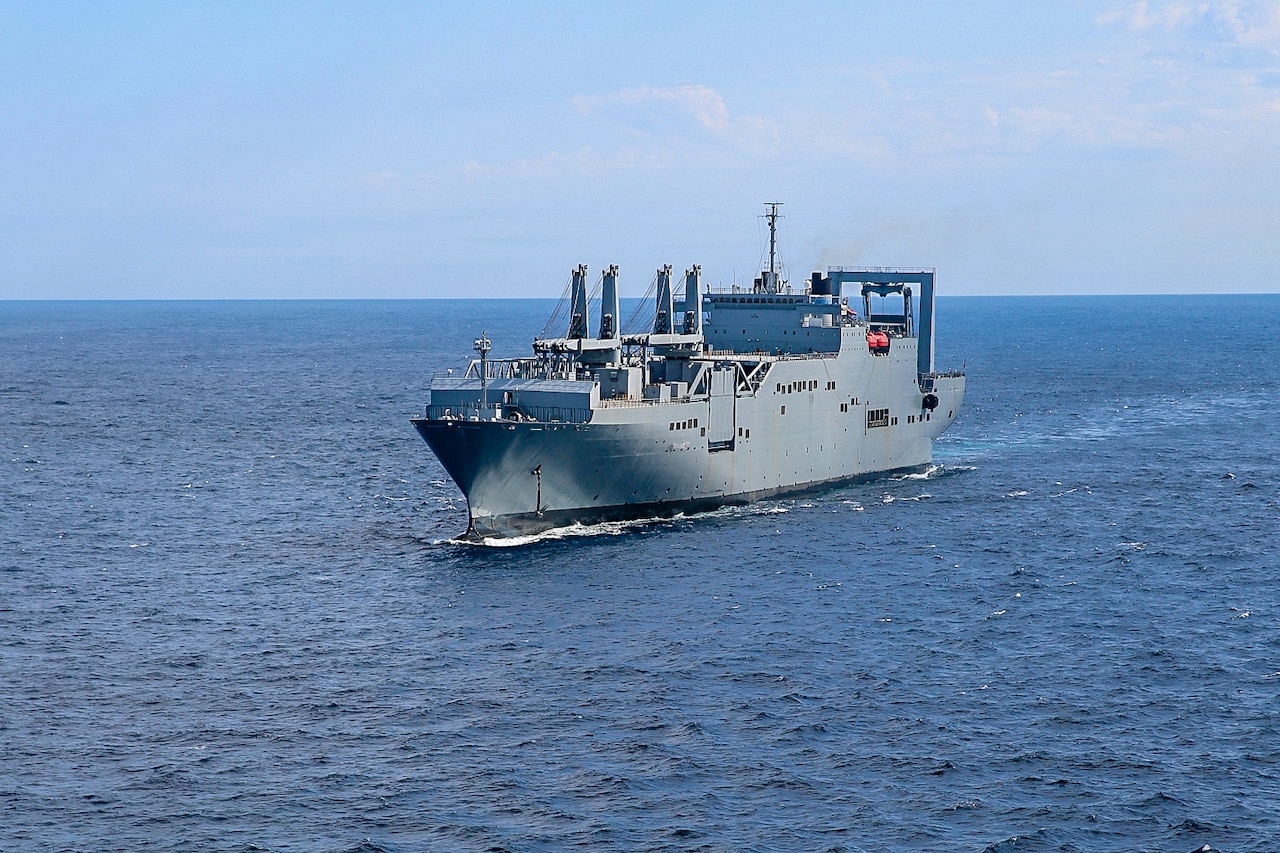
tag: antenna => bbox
[764,202,783,274]
[474,332,491,411]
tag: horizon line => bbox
[4,291,1280,303]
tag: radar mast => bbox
[766,201,782,276]
[755,202,785,293]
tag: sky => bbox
[2,1,1279,298]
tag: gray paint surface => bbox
[412,264,965,539]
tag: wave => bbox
[892,463,975,481]
[437,516,658,548]
[438,493,834,548]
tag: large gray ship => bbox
[413,205,965,539]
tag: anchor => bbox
[530,464,544,517]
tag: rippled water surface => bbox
[3,296,1278,852]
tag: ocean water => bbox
[2,295,1278,852]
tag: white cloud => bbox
[1223,1,1280,46]
[572,85,731,130]
[1098,0,1280,48]
[1096,1,1201,31]
[448,85,788,188]
[997,98,1187,149]
[571,84,778,150]
[446,15,1280,231]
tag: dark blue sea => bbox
[2,296,1278,852]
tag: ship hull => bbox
[411,422,928,539]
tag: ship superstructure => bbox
[413,205,965,539]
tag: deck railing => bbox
[424,404,592,424]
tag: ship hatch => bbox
[707,368,736,451]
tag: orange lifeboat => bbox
[867,330,890,354]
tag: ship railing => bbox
[597,397,678,409]
[918,370,965,391]
[515,406,592,423]
[459,357,511,380]
[455,356,582,382]
[425,403,592,424]
[828,265,936,275]
[705,349,826,365]
[707,283,798,295]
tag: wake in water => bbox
[439,499,798,548]
[437,466,974,547]
[891,462,975,481]
[440,515,668,548]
